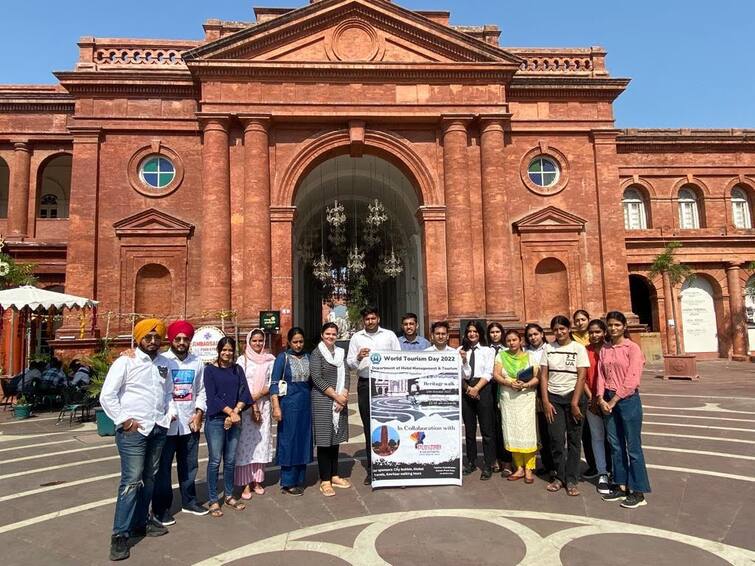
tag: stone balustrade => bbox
[507,47,608,77]
[76,37,202,70]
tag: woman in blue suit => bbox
[270,327,312,495]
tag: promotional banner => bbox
[190,326,226,363]
[369,350,462,488]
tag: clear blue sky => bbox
[1,0,752,128]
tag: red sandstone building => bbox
[1,0,754,372]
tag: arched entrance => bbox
[745,274,755,353]
[629,274,658,331]
[680,276,719,354]
[293,154,424,340]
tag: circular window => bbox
[128,146,184,197]
[527,157,559,187]
[139,156,175,189]
[519,147,569,196]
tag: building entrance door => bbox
[293,155,424,341]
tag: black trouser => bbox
[536,389,555,473]
[582,419,597,472]
[547,390,587,486]
[317,445,340,481]
[491,383,512,465]
[462,379,496,470]
[357,378,371,471]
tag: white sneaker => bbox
[597,474,611,495]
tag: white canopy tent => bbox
[0,286,98,379]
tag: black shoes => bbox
[462,463,477,476]
[281,486,304,496]
[480,468,492,481]
[131,521,168,538]
[582,468,600,480]
[181,502,209,516]
[109,535,129,561]
[363,476,372,486]
[601,486,628,502]
[154,512,176,526]
[621,492,647,509]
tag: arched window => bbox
[0,157,9,218]
[731,187,752,229]
[678,187,701,229]
[36,154,71,219]
[622,187,648,230]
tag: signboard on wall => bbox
[190,326,226,363]
[680,281,718,353]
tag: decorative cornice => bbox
[270,206,297,222]
[617,128,755,152]
[416,205,446,223]
[508,76,630,101]
[113,208,194,238]
[513,206,587,234]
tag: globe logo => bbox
[370,352,382,364]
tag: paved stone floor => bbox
[1,360,754,565]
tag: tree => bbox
[0,252,37,289]
[648,241,692,355]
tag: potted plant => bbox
[13,395,32,420]
[648,241,698,379]
[85,343,116,436]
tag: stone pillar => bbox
[6,142,31,237]
[726,262,748,360]
[592,130,634,315]
[199,117,232,314]
[661,271,678,354]
[270,206,296,336]
[442,117,474,317]
[479,117,512,316]
[240,116,272,323]
[417,205,449,324]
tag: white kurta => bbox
[499,352,538,453]
[235,357,274,466]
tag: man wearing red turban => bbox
[152,320,209,526]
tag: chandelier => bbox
[326,200,346,227]
[312,253,332,282]
[347,244,366,273]
[366,199,388,227]
[382,247,403,278]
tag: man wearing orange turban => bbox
[101,316,176,560]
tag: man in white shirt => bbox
[346,306,400,485]
[424,320,456,352]
[100,318,175,561]
[458,320,496,480]
[152,320,208,527]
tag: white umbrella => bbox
[0,285,98,312]
[0,286,98,381]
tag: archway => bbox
[135,264,172,318]
[36,154,71,218]
[680,276,719,354]
[746,274,755,353]
[629,274,658,331]
[293,154,423,340]
[533,258,569,323]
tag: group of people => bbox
[98,307,651,562]
[7,356,92,396]
[455,310,650,511]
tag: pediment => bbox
[113,208,194,238]
[513,206,587,233]
[183,0,522,67]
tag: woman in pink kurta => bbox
[235,329,275,499]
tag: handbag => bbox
[516,366,535,383]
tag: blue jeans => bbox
[152,432,200,515]
[280,464,307,488]
[205,418,240,503]
[604,390,651,493]
[112,425,167,536]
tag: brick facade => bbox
[0,0,753,372]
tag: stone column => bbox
[199,117,232,314]
[270,206,296,336]
[240,116,272,323]
[726,262,748,360]
[479,117,512,316]
[442,117,474,317]
[661,271,678,354]
[6,142,31,237]
[592,130,634,314]
[417,205,449,324]
[57,130,100,338]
